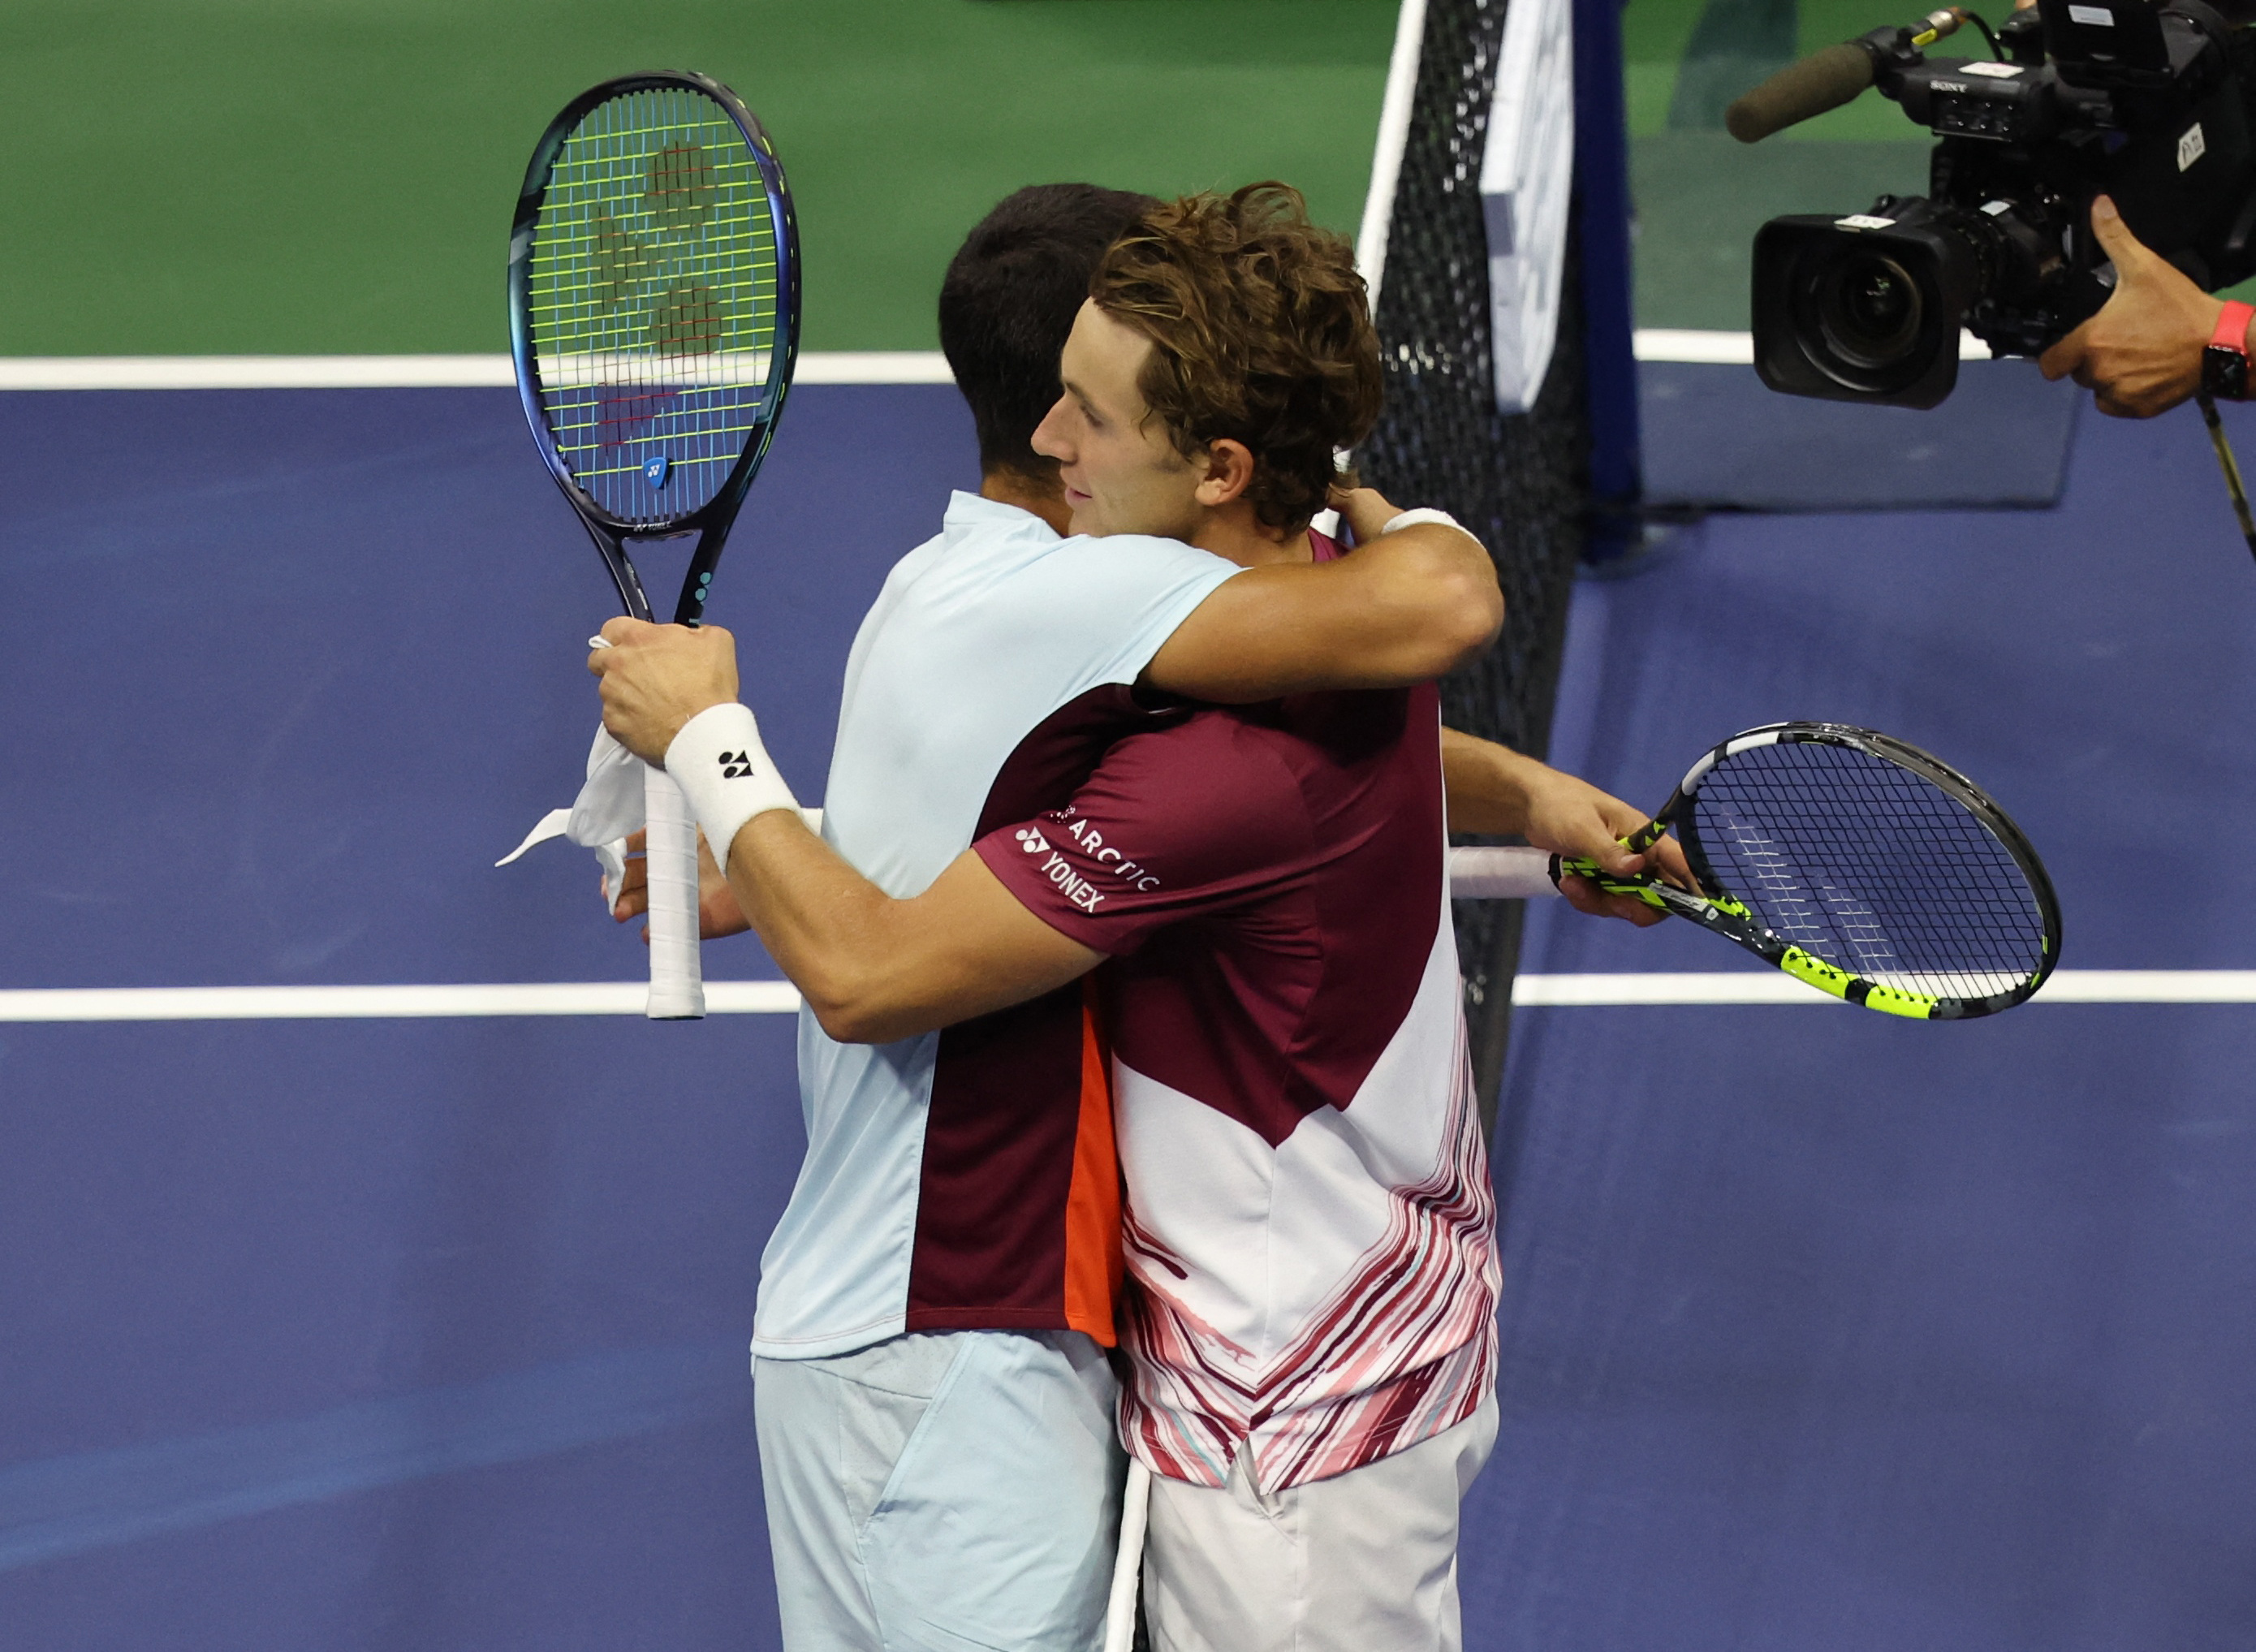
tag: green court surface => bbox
[0,0,1395,356]
[1630,0,2256,327]
[1628,0,1930,330]
[6,0,2208,353]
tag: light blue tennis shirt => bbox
[752,491,1240,1360]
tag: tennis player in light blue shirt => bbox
[610,184,1501,1652]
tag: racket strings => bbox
[525,85,783,521]
[1688,742,2047,1004]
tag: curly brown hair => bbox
[1089,183,1381,533]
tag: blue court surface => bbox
[1639,359,2082,512]
[3,378,2254,1650]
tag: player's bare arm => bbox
[1441,727,1693,926]
[599,489,1507,942]
[721,813,1099,1042]
[590,615,1100,1039]
[1142,486,1502,701]
[617,735,1689,940]
[593,623,1688,940]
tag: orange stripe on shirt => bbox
[1059,978,1125,1346]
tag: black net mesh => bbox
[1685,740,2051,1006]
[1356,0,1592,1128]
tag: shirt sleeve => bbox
[973,714,1315,956]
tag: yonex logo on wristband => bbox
[719,750,757,780]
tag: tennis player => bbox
[593,183,1680,1652]
[591,181,1506,1652]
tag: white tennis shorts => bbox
[753,1327,1126,1652]
[1141,1391,1499,1652]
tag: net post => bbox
[1357,0,1429,302]
[1572,0,1646,563]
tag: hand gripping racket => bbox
[1449,722,2061,1018]
[509,71,800,1019]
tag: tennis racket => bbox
[1447,722,2060,1019]
[509,71,800,1019]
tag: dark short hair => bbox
[939,183,1162,481]
[1089,183,1381,533]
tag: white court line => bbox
[3,972,2254,1022]
[0,981,803,1022]
[0,338,2017,390]
[1633,329,1996,364]
[796,352,955,384]
[1517,970,2256,1006]
[0,353,956,390]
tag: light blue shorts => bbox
[753,1328,1126,1652]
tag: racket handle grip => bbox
[1448,845,1564,900]
[644,763,706,1020]
[1102,1458,1152,1652]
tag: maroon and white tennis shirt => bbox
[975,566,1499,1492]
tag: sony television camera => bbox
[1733,0,2256,406]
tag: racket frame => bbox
[1559,722,2061,1020]
[507,71,800,1021]
[506,69,802,628]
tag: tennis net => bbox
[1356,0,1592,1128]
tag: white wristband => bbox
[1380,507,1473,541]
[664,701,801,873]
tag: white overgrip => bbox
[1447,844,1563,899]
[642,762,706,1020]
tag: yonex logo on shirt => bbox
[1038,852,1104,912]
[1016,827,1050,854]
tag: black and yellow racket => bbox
[509,71,800,1018]
[1448,722,2060,1018]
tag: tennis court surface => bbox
[4,371,2254,1649]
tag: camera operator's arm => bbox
[2038,196,2243,418]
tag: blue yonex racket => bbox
[510,71,800,1018]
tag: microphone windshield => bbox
[1725,44,1878,143]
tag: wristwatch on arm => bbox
[2201,300,2256,401]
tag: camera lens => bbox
[1774,232,1954,398]
[1753,201,1984,408]
[1817,252,1924,369]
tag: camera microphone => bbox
[1727,11,1980,143]
[1726,44,1881,141]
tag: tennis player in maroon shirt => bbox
[593,185,1686,1652]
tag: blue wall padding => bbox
[1642,360,2081,512]
[6,384,2256,1650]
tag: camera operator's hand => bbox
[2039,196,2236,418]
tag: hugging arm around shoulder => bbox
[1141,517,1501,703]
[718,810,1104,1046]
